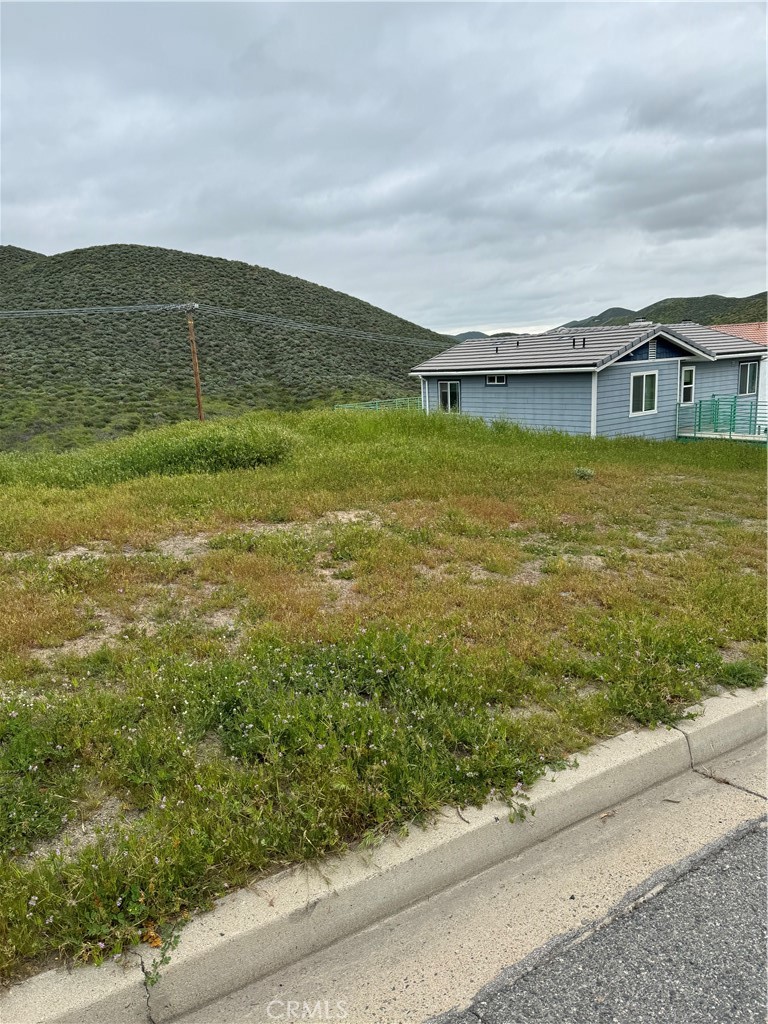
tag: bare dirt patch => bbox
[413,562,450,582]
[202,608,240,630]
[28,611,128,663]
[468,565,497,582]
[634,529,669,547]
[28,605,163,663]
[563,554,606,571]
[320,509,382,527]
[497,703,546,722]
[509,560,545,586]
[155,533,211,559]
[518,531,550,545]
[48,544,112,563]
[413,561,503,584]
[2,545,111,562]
[196,731,226,764]
[25,575,242,661]
[314,555,362,611]
[21,792,139,867]
[4,511,387,569]
[719,640,755,664]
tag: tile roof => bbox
[411,322,767,375]
[664,323,768,357]
[710,322,768,346]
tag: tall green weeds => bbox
[0,417,294,488]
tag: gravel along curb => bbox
[3,685,766,1024]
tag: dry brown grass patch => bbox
[450,495,522,529]
[0,592,85,656]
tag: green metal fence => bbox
[333,397,423,412]
[677,396,768,439]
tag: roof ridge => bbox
[409,321,748,375]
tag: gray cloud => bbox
[1,2,765,333]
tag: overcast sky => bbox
[1,2,765,334]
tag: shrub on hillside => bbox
[0,416,295,488]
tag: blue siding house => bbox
[411,322,768,441]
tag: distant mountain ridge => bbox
[454,330,520,341]
[0,243,449,450]
[454,292,765,339]
[562,293,766,329]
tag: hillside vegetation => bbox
[563,292,767,329]
[0,244,448,451]
[0,410,764,979]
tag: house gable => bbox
[616,336,695,362]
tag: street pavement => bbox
[177,738,766,1024]
[432,821,767,1024]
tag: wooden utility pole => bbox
[186,311,205,421]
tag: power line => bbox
[0,300,447,420]
[0,300,449,352]
[0,302,196,320]
[196,304,447,352]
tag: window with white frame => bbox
[438,380,461,412]
[738,361,758,396]
[680,366,695,405]
[485,374,507,386]
[630,371,657,415]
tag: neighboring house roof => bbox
[410,322,766,375]
[663,323,768,358]
[710,322,768,346]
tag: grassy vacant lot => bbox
[0,410,764,980]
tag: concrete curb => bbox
[3,685,765,1024]
[672,686,767,765]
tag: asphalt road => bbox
[433,820,767,1024]
[174,739,766,1024]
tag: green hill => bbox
[0,244,449,451]
[638,292,767,324]
[0,245,45,270]
[563,293,766,329]
[454,330,521,340]
[562,306,635,328]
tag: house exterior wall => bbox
[419,353,766,440]
[423,373,592,434]
[596,359,680,439]
[685,357,758,403]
